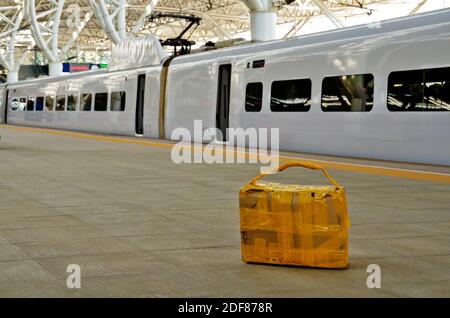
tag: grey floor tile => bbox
[16,238,140,259]
[0,260,56,282]
[0,126,449,297]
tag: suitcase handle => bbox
[249,161,341,189]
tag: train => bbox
[1,8,449,166]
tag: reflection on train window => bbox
[45,95,54,111]
[388,67,450,111]
[271,79,311,112]
[27,97,35,111]
[245,83,263,112]
[36,97,44,111]
[322,74,374,112]
[56,95,66,111]
[19,98,27,111]
[110,91,126,111]
[67,94,78,111]
[10,98,19,111]
[94,93,108,111]
[81,93,92,111]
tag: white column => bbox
[51,0,65,59]
[28,0,66,77]
[241,0,278,42]
[250,10,277,42]
[7,71,18,83]
[49,62,63,77]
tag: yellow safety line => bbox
[279,157,450,184]
[1,124,174,150]
[2,124,450,184]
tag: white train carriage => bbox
[3,66,163,137]
[165,8,450,166]
[1,8,450,166]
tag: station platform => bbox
[0,124,449,298]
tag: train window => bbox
[253,60,265,69]
[18,98,27,111]
[27,97,35,111]
[10,98,19,111]
[35,97,44,111]
[56,95,66,111]
[94,93,108,111]
[67,94,78,111]
[81,93,92,111]
[387,67,450,112]
[45,95,55,111]
[245,82,263,112]
[271,79,311,112]
[110,91,126,111]
[322,74,374,112]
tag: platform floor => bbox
[0,125,449,298]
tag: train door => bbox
[216,64,231,141]
[135,74,146,135]
[2,89,8,124]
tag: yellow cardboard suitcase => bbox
[240,162,350,269]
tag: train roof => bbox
[6,69,108,88]
[171,7,450,65]
[7,64,161,88]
